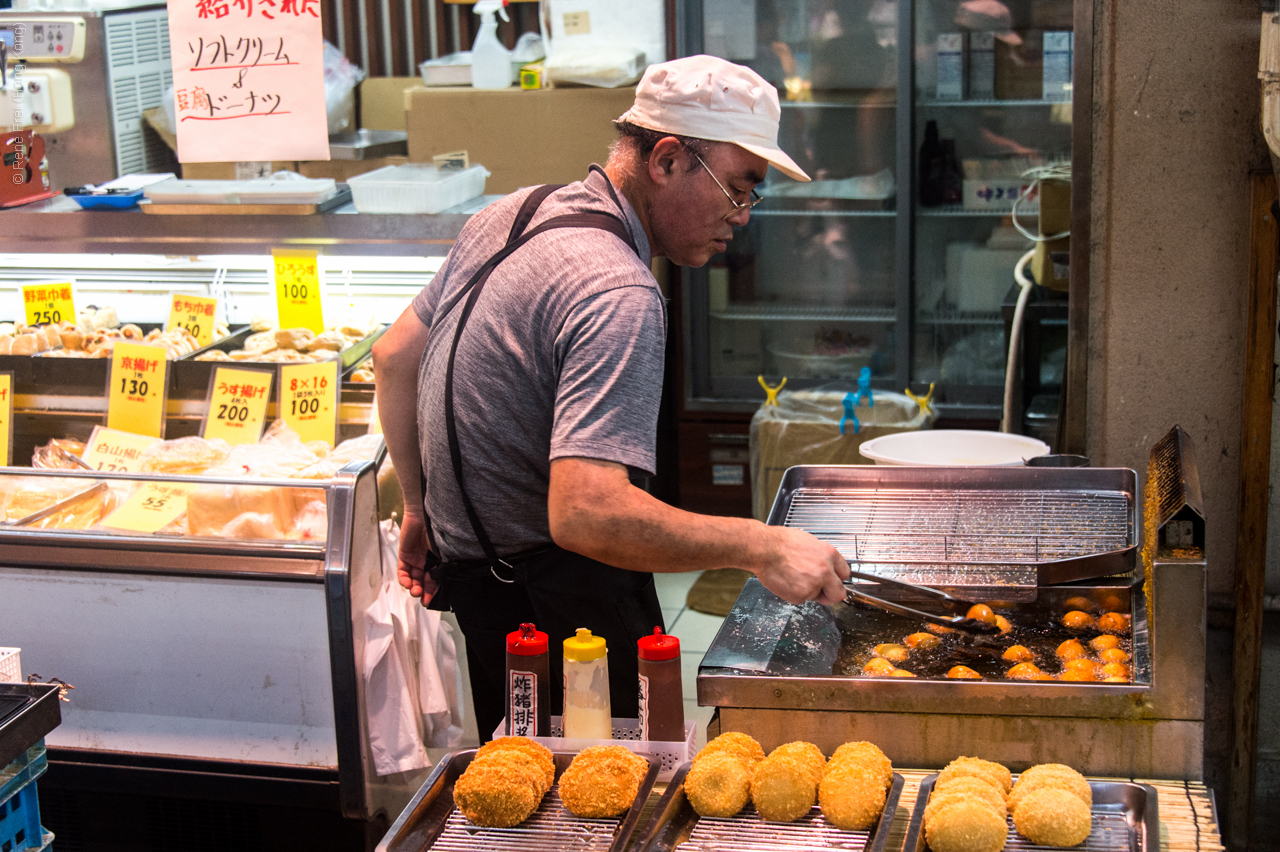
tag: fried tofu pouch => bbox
[453,749,547,828]
[559,746,648,819]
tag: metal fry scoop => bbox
[842,568,1002,636]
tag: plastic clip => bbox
[758,375,787,406]
[904,382,937,417]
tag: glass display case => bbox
[684,0,1075,418]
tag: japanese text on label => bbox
[508,670,538,737]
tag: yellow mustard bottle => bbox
[562,627,612,739]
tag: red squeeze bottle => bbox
[637,627,684,742]
[505,623,551,737]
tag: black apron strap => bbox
[439,183,640,571]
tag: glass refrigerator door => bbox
[692,0,899,404]
[912,0,1073,412]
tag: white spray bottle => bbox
[471,0,513,90]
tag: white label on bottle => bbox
[509,669,538,736]
[639,673,651,740]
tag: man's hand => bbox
[750,525,850,606]
[397,512,436,605]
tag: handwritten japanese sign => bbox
[0,373,12,468]
[272,248,325,332]
[278,359,337,446]
[107,342,169,438]
[508,669,539,736]
[166,0,329,162]
[99,482,197,534]
[203,366,273,445]
[81,426,162,473]
[167,294,219,348]
[21,282,75,328]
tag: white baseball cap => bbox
[616,55,811,182]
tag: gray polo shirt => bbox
[411,169,666,561]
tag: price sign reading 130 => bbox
[107,342,169,438]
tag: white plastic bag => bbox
[323,41,365,134]
[364,519,464,776]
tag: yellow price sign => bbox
[279,359,339,446]
[273,249,325,334]
[21,281,75,327]
[99,481,195,534]
[167,294,219,347]
[202,366,273,446]
[106,342,169,438]
[81,425,161,472]
[0,373,12,467]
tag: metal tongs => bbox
[842,567,1001,636]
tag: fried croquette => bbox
[939,757,1013,796]
[1006,662,1044,680]
[476,737,555,793]
[863,658,898,676]
[695,731,765,768]
[470,749,552,796]
[1097,612,1130,634]
[947,665,983,680]
[966,604,997,625]
[1009,764,1092,811]
[829,741,893,790]
[453,755,544,827]
[1062,596,1095,613]
[1002,645,1034,663]
[1061,610,1095,630]
[769,742,826,785]
[993,615,1013,634]
[684,752,751,818]
[929,777,1008,819]
[818,762,886,831]
[558,746,648,818]
[1055,639,1086,661]
[905,632,942,649]
[750,754,816,822]
[1090,634,1121,652]
[889,668,917,677]
[1063,658,1101,678]
[1099,647,1130,663]
[1012,786,1093,846]
[924,797,1009,852]
[874,643,910,663]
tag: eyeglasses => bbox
[687,147,763,215]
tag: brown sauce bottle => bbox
[505,623,551,737]
[637,627,684,742]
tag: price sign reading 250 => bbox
[272,248,325,334]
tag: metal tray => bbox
[767,465,1138,599]
[903,774,1159,852]
[0,683,61,769]
[635,763,903,852]
[171,325,386,399]
[376,748,661,852]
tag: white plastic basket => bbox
[347,163,489,214]
[493,716,696,782]
[0,648,20,682]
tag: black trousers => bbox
[438,546,665,743]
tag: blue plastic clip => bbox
[840,368,875,436]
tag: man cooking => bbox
[373,55,851,741]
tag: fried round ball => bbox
[1063,596,1095,613]
[684,752,751,817]
[1061,610,1096,630]
[993,615,1013,635]
[929,776,1008,819]
[696,731,765,768]
[1010,764,1092,811]
[829,741,893,790]
[864,658,898,677]
[940,757,1013,795]
[1013,786,1092,846]
[1006,662,1044,680]
[889,668,917,677]
[1098,594,1125,613]
[1064,658,1101,678]
[818,762,886,831]
[769,742,826,786]
[1101,661,1131,679]
[1097,612,1130,634]
[874,643,910,663]
[1059,669,1096,682]
[471,749,553,797]
[905,632,942,650]
[1099,647,1130,664]
[1090,634,1121,652]
[966,604,997,625]
[1055,639,1086,661]
[559,746,648,819]
[927,622,957,635]
[453,756,544,827]
[947,665,983,680]
[751,754,817,822]
[924,798,1009,852]
[1001,645,1034,663]
[476,737,556,793]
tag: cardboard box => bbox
[406,86,636,195]
[298,156,408,182]
[361,77,424,131]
